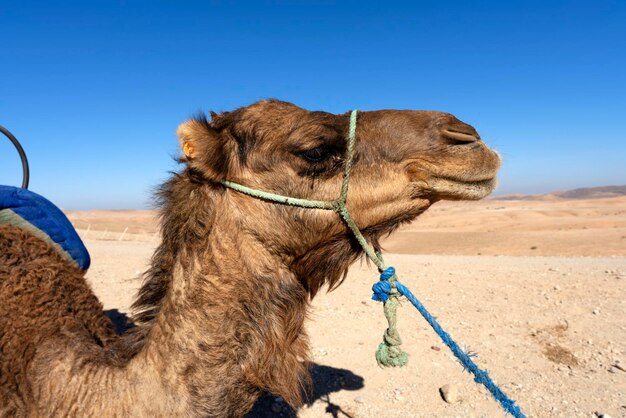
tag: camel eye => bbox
[299,146,331,163]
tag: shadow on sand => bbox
[103,310,363,417]
[246,363,364,418]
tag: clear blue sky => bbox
[1,1,625,209]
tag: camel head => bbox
[177,99,501,294]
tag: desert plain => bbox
[65,191,626,418]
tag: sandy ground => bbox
[73,197,626,418]
[382,196,626,257]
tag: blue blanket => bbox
[0,185,90,270]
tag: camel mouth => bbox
[427,176,498,200]
[406,149,501,201]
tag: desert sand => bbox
[67,195,626,417]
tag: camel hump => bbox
[0,185,90,270]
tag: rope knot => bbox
[371,266,396,302]
[370,266,409,367]
[380,266,395,280]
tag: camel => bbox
[0,99,501,417]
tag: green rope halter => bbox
[220,110,408,367]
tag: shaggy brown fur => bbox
[0,100,500,417]
[0,225,119,416]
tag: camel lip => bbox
[404,149,501,184]
[434,172,499,183]
[436,176,497,200]
[415,176,498,201]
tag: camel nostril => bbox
[442,128,479,144]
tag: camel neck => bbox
[131,210,311,415]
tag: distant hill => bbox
[494,185,626,201]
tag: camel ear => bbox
[177,118,232,181]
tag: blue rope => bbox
[372,267,526,418]
[371,266,396,301]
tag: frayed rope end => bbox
[375,342,409,367]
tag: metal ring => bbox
[0,125,30,189]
